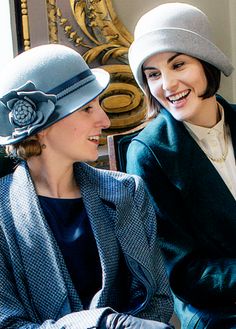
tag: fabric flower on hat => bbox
[0,81,57,139]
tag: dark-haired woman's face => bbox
[143,52,217,126]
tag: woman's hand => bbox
[101,313,174,328]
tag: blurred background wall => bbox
[3,0,235,102]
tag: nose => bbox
[97,104,111,129]
[161,72,178,92]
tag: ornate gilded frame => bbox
[14,0,30,53]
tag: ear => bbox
[36,129,47,143]
[37,127,49,138]
[37,130,45,138]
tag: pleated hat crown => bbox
[128,2,234,92]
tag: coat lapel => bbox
[75,164,121,308]
[144,109,196,196]
[10,162,81,321]
[151,104,236,206]
[76,164,157,298]
[218,95,236,156]
[144,101,236,250]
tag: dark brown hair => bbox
[142,58,221,120]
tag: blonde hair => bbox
[5,136,42,161]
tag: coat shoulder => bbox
[76,162,144,201]
[133,110,182,150]
[0,173,13,196]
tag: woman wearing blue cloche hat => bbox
[0,44,174,328]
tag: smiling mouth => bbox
[167,90,190,104]
[88,136,100,143]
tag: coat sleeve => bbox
[124,174,174,323]
[126,139,236,308]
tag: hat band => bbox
[48,69,95,100]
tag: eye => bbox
[81,105,93,113]
[145,71,161,80]
[173,61,184,69]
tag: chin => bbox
[171,114,185,122]
[87,153,99,163]
[171,110,192,122]
[73,152,98,163]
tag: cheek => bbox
[148,82,162,99]
[199,75,208,92]
[70,127,88,141]
[72,127,78,135]
[188,68,207,91]
[55,125,79,144]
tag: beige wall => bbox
[113,0,236,103]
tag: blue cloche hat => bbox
[0,44,110,145]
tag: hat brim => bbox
[0,68,110,145]
[129,28,234,92]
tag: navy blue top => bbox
[38,196,102,309]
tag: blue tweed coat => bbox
[0,161,173,328]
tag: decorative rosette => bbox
[0,81,57,139]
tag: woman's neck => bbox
[27,156,81,199]
[186,96,220,128]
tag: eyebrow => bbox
[143,53,182,71]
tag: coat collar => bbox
[9,162,157,316]
[9,162,82,320]
[139,96,236,202]
[139,107,195,196]
[74,163,121,308]
[218,94,236,156]
[75,163,158,294]
[10,161,120,315]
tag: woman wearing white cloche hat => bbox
[127,3,236,328]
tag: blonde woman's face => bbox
[143,52,216,126]
[41,97,110,163]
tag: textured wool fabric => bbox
[0,161,173,328]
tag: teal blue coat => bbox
[127,96,236,328]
